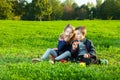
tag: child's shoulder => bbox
[85,38,93,43]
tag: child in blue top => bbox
[32,24,75,62]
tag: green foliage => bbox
[31,0,52,20]
[99,0,120,19]
[96,0,103,7]
[0,0,120,20]
[64,0,74,6]
[0,20,120,79]
[12,0,27,16]
[0,0,13,19]
[49,0,63,20]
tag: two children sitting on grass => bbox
[32,24,108,65]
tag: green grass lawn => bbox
[0,20,120,80]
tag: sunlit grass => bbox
[0,20,120,80]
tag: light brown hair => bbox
[59,24,75,44]
[75,26,87,37]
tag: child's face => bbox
[64,28,73,37]
[75,30,85,40]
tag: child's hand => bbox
[84,54,90,58]
[59,38,64,41]
[63,33,74,42]
[72,41,79,50]
[53,48,58,50]
[64,35,71,42]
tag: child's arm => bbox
[72,41,79,51]
[71,41,79,54]
[57,40,68,51]
[89,42,96,55]
[83,40,96,58]
[58,34,72,51]
[53,48,58,50]
[87,40,96,57]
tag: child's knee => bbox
[47,48,52,51]
[65,51,70,53]
[65,51,71,56]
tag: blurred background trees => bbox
[0,0,120,20]
[0,0,13,19]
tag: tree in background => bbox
[114,0,120,19]
[62,0,74,20]
[62,4,74,20]
[0,0,120,20]
[49,0,63,20]
[33,0,52,20]
[0,0,13,19]
[72,2,79,19]
[87,2,94,20]
[11,0,28,20]
[23,0,52,20]
[99,0,120,19]
[78,5,89,20]
[21,2,35,20]
[95,0,103,19]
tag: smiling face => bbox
[75,30,85,40]
[64,27,73,37]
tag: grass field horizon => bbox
[0,20,120,80]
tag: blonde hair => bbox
[59,24,75,44]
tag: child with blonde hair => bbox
[32,24,75,62]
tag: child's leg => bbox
[77,55,90,65]
[55,51,71,61]
[81,56,98,65]
[41,48,58,60]
[90,55,101,64]
[82,58,90,65]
